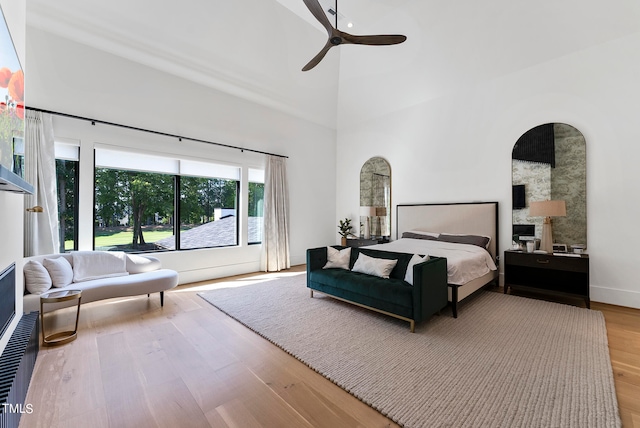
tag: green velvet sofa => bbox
[306,246,448,332]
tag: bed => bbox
[366,202,499,317]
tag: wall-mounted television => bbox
[512,184,526,209]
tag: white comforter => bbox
[367,238,497,285]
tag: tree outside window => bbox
[177,176,239,250]
[248,181,264,244]
[94,168,174,251]
[56,158,78,252]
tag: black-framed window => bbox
[178,175,239,250]
[248,168,264,244]
[55,141,80,252]
[14,138,80,253]
[56,158,79,252]
[94,168,175,252]
[94,148,242,253]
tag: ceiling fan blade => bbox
[300,1,407,71]
[302,40,334,71]
[302,0,334,36]
[341,33,407,46]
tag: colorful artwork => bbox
[0,5,24,172]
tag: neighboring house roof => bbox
[155,216,262,250]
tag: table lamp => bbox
[360,206,376,239]
[375,207,387,237]
[529,200,566,253]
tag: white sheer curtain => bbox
[24,110,59,256]
[260,155,290,272]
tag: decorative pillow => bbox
[404,254,429,285]
[72,251,129,283]
[438,233,491,249]
[43,257,74,288]
[23,260,52,295]
[352,253,398,279]
[125,254,161,274]
[323,246,351,270]
[401,232,439,241]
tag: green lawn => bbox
[65,227,191,250]
[94,229,175,247]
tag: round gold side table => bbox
[39,289,82,346]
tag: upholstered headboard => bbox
[396,202,499,261]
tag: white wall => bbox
[26,27,337,283]
[336,31,640,309]
[0,0,26,355]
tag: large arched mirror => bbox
[360,157,391,240]
[512,123,587,252]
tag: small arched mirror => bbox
[360,157,391,240]
[512,123,587,252]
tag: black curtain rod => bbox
[25,106,288,159]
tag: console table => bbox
[504,250,590,308]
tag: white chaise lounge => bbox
[23,251,179,314]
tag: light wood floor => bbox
[19,266,640,428]
[593,301,640,428]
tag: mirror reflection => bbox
[512,123,587,251]
[360,157,391,240]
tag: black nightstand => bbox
[345,238,388,248]
[504,250,590,308]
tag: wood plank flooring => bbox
[594,302,640,428]
[18,266,640,428]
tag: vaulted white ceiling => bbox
[26,0,344,128]
[26,0,640,129]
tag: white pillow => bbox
[323,247,351,270]
[43,257,74,288]
[23,260,52,295]
[125,254,161,274]
[72,251,129,283]
[404,254,429,285]
[352,253,398,279]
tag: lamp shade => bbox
[529,200,566,217]
[360,206,376,216]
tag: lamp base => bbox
[363,218,370,240]
[539,217,553,253]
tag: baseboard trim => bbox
[178,261,261,284]
[590,285,640,309]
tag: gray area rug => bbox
[199,273,620,428]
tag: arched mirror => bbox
[512,123,586,252]
[360,157,391,241]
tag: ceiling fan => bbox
[301,0,407,71]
